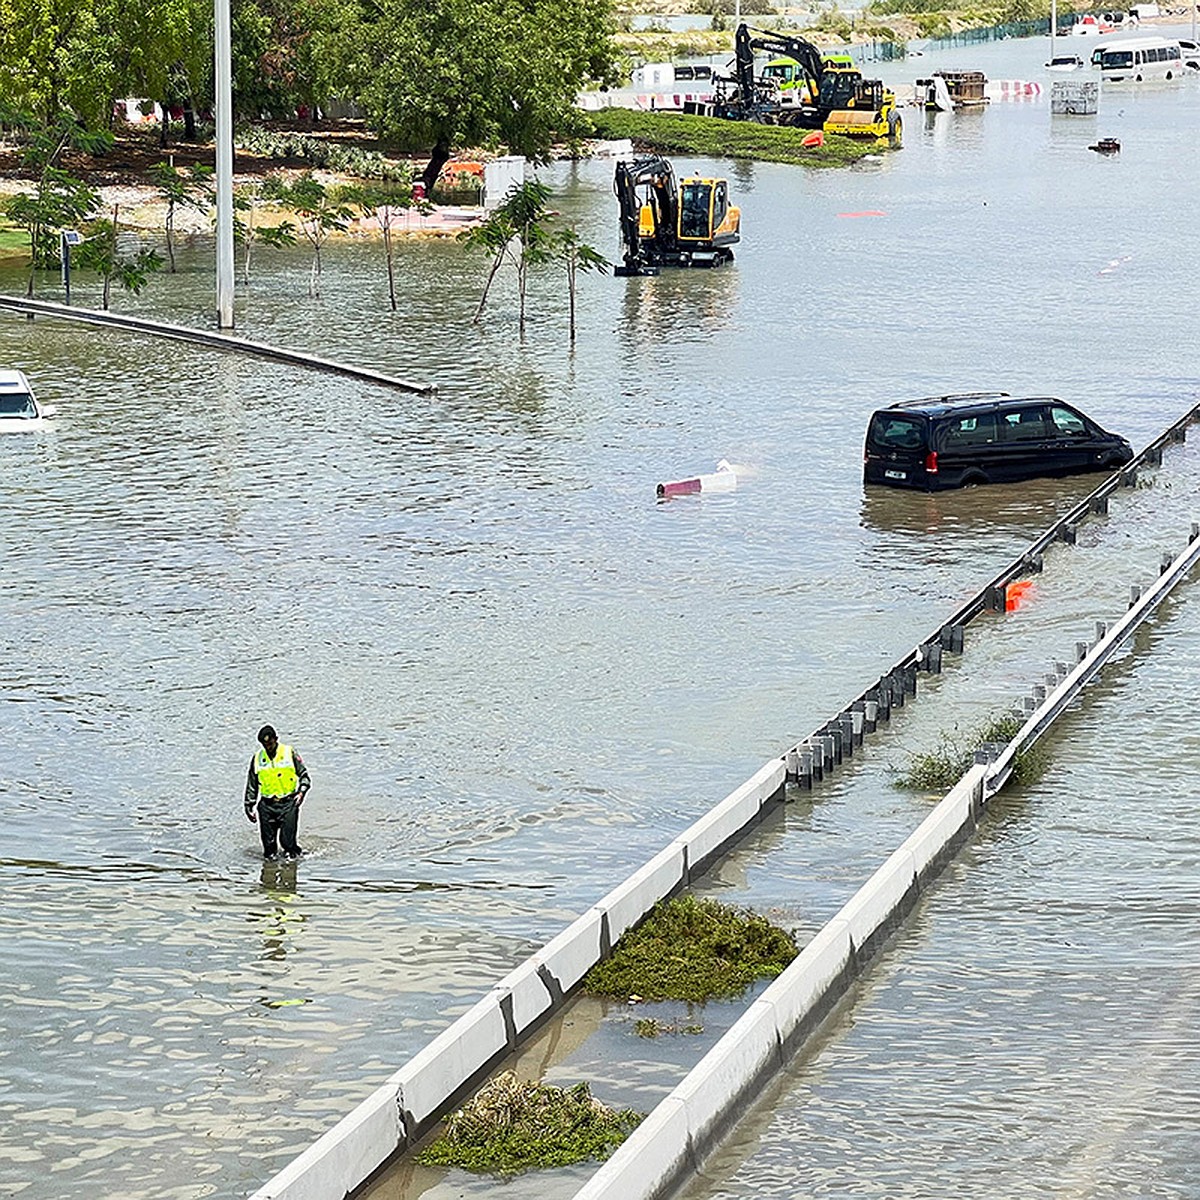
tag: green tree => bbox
[149,161,213,272]
[340,179,419,311]
[0,104,109,295]
[553,226,608,344]
[232,183,298,285]
[73,206,164,309]
[323,0,619,193]
[264,172,354,297]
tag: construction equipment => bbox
[613,158,741,277]
[714,24,902,143]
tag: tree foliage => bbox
[322,0,619,190]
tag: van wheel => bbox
[962,470,989,487]
[1166,71,1173,79]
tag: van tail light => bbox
[924,450,939,474]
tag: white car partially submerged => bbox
[0,369,55,431]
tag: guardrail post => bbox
[876,680,891,722]
[838,714,855,757]
[798,749,813,790]
[1057,522,1077,545]
[1090,494,1109,515]
[1129,584,1141,609]
[1075,640,1089,663]
[924,642,943,673]
[850,708,864,746]
[1192,522,1199,543]
[1160,552,1173,576]
[1022,551,1043,574]
[863,695,878,732]
[1121,467,1138,488]
[785,748,799,780]
[985,584,1006,612]
[806,738,823,782]
[1093,620,1108,647]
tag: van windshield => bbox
[869,414,925,451]
[1101,50,1134,68]
[0,393,36,418]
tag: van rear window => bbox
[869,414,925,450]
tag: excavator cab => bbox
[677,179,739,246]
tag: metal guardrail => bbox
[0,295,437,395]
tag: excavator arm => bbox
[613,157,679,275]
[738,24,826,101]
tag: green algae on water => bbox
[583,894,797,1004]
[414,1071,643,1175]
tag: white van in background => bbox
[1098,36,1184,81]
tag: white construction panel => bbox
[759,918,852,1041]
[835,846,917,952]
[596,843,686,942]
[673,1000,779,1147]
[393,998,507,1126]
[904,783,974,878]
[536,908,604,993]
[679,760,783,865]
[570,1097,690,1200]
[249,1079,401,1200]
[494,959,553,1038]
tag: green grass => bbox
[582,894,797,1003]
[0,224,29,258]
[585,108,892,168]
[415,1071,643,1175]
[895,713,1050,791]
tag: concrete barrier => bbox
[251,409,1200,1200]
[569,515,1200,1200]
[0,295,437,395]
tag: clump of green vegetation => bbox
[585,109,890,168]
[896,714,1049,791]
[583,894,797,1003]
[633,1016,705,1038]
[415,1071,642,1175]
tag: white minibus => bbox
[1098,36,1184,80]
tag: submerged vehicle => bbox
[1098,36,1185,81]
[0,369,54,432]
[917,69,989,110]
[613,158,740,277]
[863,393,1133,491]
[1046,54,1087,70]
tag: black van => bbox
[863,393,1134,491]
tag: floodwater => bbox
[0,33,1197,1200]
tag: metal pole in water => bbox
[1050,0,1056,60]
[214,0,235,329]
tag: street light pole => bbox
[214,0,235,329]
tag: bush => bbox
[583,894,797,1003]
[235,126,411,182]
[895,713,1049,791]
[415,1072,642,1175]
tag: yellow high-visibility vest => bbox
[255,744,298,798]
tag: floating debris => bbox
[415,1071,642,1175]
[1089,137,1121,155]
[583,894,797,1003]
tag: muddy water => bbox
[1,34,1197,1200]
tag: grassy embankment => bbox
[585,106,889,167]
[0,223,27,259]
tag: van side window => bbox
[941,412,997,448]
[1001,407,1049,440]
[1049,406,1088,437]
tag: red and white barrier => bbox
[657,459,739,499]
[988,79,1044,100]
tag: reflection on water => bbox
[1,34,1198,1200]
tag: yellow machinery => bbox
[615,158,741,276]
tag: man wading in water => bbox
[244,725,311,858]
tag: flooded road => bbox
[1,33,1197,1200]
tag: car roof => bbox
[0,369,33,390]
[878,393,1080,418]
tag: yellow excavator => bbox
[613,157,741,277]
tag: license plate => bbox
[885,469,907,480]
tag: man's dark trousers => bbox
[259,796,301,857]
